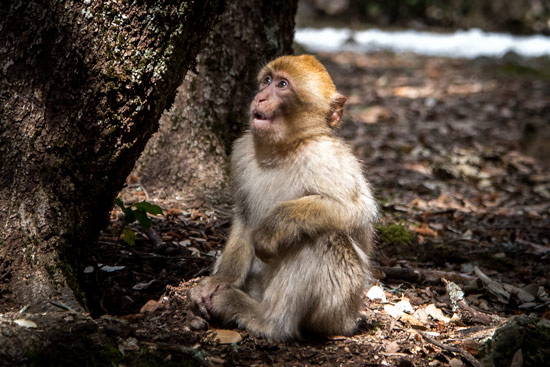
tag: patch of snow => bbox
[295,28,550,58]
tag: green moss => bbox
[98,337,124,365]
[56,240,88,306]
[58,258,87,306]
[375,223,413,247]
[499,64,550,80]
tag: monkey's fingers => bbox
[189,313,209,331]
[254,244,276,262]
[202,283,229,313]
[196,297,212,320]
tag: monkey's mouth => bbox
[253,112,267,120]
[252,112,273,131]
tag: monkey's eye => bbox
[262,76,272,85]
[277,80,289,88]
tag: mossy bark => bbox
[0,0,223,312]
[133,0,298,201]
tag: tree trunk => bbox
[0,0,223,312]
[133,0,298,201]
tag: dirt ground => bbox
[4,51,549,366]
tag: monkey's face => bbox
[250,55,346,145]
[250,70,296,142]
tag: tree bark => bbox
[133,0,298,200]
[0,0,223,312]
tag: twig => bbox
[420,332,481,367]
[18,305,30,313]
[443,278,492,325]
[50,300,77,313]
[377,266,475,284]
[146,227,165,247]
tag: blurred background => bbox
[298,0,550,34]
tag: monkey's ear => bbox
[328,93,347,128]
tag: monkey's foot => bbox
[189,279,230,320]
[188,313,209,331]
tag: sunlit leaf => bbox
[122,227,136,246]
[134,201,163,215]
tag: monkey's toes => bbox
[189,315,209,331]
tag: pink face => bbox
[250,72,293,137]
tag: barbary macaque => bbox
[188,55,377,341]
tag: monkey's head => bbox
[250,55,346,145]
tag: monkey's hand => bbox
[252,217,287,262]
[187,277,229,329]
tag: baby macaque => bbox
[188,55,377,341]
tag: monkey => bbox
[188,55,377,341]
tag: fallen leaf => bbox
[100,265,126,272]
[400,314,425,329]
[425,304,451,323]
[408,198,428,210]
[424,331,441,337]
[14,319,37,328]
[474,266,510,303]
[165,231,184,240]
[384,304,405,319]
[132,279,155,291]
[329,335,348,341]
[165,208,183,216]
[207,356,225,366]
[366,285,387,302]
[413,308,429,324]
[118,337,139,355]
[414,223,437,237]
[393,85,433,99]
[385,341,400,353]
[447,82,482,95]
[523,284,542,297]
[395,299,414,314]
[209,329,242,344]
[188,247,201,257]
[502,284,535,303]
[178,239,191,247]
[358,105,392,123]
[140,299,160,313]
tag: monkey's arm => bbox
[211,214,254,286]
[188,215,253,326]
[253,194,359,261]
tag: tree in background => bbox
[0,0,223,312]
[133,1,298,201]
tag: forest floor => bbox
[8,51,550,366]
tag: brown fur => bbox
[188,55,377,341]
